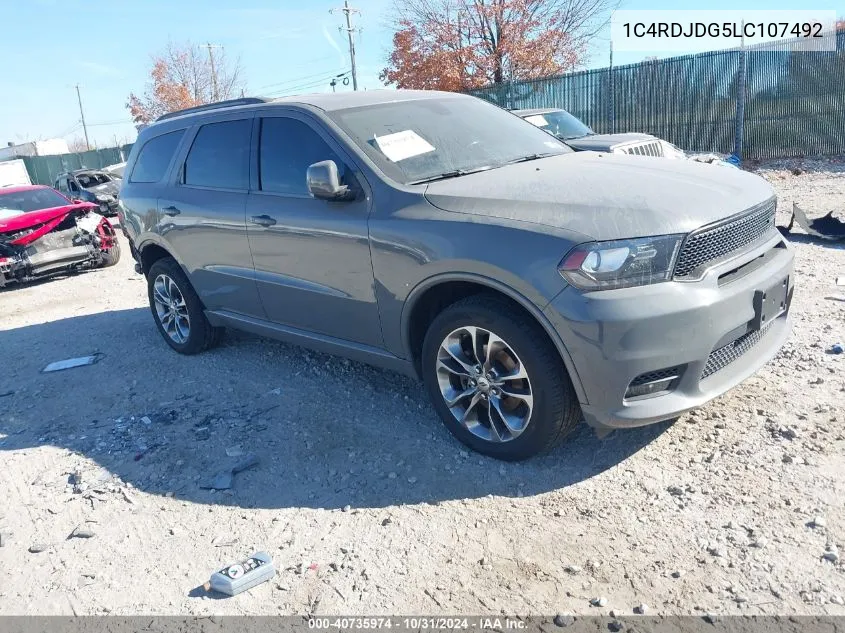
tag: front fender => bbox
[398,271,588,405]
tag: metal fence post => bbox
[608,42,615,134]
[734,45,747,160]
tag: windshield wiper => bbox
[504,152,559,165]
[409,166,493,185]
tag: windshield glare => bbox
[329,97,571,184]
[522,110,593,140]
[0,188,70,213]
[76,173,112,188]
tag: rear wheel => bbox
[147,257,223,354]
[421,294,581,461]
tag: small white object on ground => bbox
[42,355,102,373]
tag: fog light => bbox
[625,367,682,399]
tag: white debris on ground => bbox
[0,160,843,616]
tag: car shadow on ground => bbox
[0,308,671,510]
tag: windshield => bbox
[521,110,593,140]
[76,172,112,188]
[328,96,571,184]
[0,188,70,213]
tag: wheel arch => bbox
[137,238,179,276]
[401,273,587,404]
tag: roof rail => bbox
[155,97,271,122]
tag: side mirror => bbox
[307,160,352,201]
[71,198,84,204]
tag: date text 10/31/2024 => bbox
[308,618,527,630]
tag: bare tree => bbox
[382,0,617,91]
[67,136,90,153]
[127,42,245,125]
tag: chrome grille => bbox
[619,141,663,157]
[674,199,777,279]
[701,325,770,380]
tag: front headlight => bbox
[558,234,684,290]
[95,194,113,203]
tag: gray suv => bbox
[119,90,793,461]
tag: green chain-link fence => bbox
[19,144,134,186]
[469,32,845,160]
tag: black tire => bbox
[100,241,121,267]
[421,294,581,461]
[146,257,223,355]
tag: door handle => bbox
[250,214,277,227]
[162,205,181,216]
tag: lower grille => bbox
[619,141,663,157]
[701,326,769,380]
[674,199,777,280]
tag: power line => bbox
[259,69,347,92]
[265,71,351,97]
[330,1,361,91]
[255,55,341,89]
[87,119,135,127]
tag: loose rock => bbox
[634,603,648,614]
[590,597,608,607]
[553,614,575,627]
[810,516,827,529]
[69,526,96,539]
[29,543,48,553]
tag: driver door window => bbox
[258,117,351,196]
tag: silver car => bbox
[119,90,793,461]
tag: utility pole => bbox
[331,1,360,91]
[203,43,223,101]
[74,84,90,151]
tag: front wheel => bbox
[421,294,581,461]
[99,241,121,267]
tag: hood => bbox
[0,202,97,234]
[423,153,775,241]
[565,133,657,152]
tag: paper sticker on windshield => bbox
[374,130,435,162]
[525,114,548,127]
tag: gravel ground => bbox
[0,160,843,617]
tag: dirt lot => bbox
[0,159,843,617]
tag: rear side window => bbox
[259,117,344,195]
[130,130,184,183]
[183,119,251,190]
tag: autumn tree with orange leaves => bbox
[382,0,615,91]
[127,42,245,125]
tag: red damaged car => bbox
[0,185,120,288]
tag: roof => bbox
[270,89,466,112]
[155,90,470,126]
[512,108,563,117]
[0,184,48,194]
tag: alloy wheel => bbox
[152,274,191,344]
[435,326,534,443]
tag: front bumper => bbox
[544,233,794,430]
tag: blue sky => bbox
[1,0,841,148]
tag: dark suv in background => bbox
[119,91,793,460]
[55,169,121,216]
